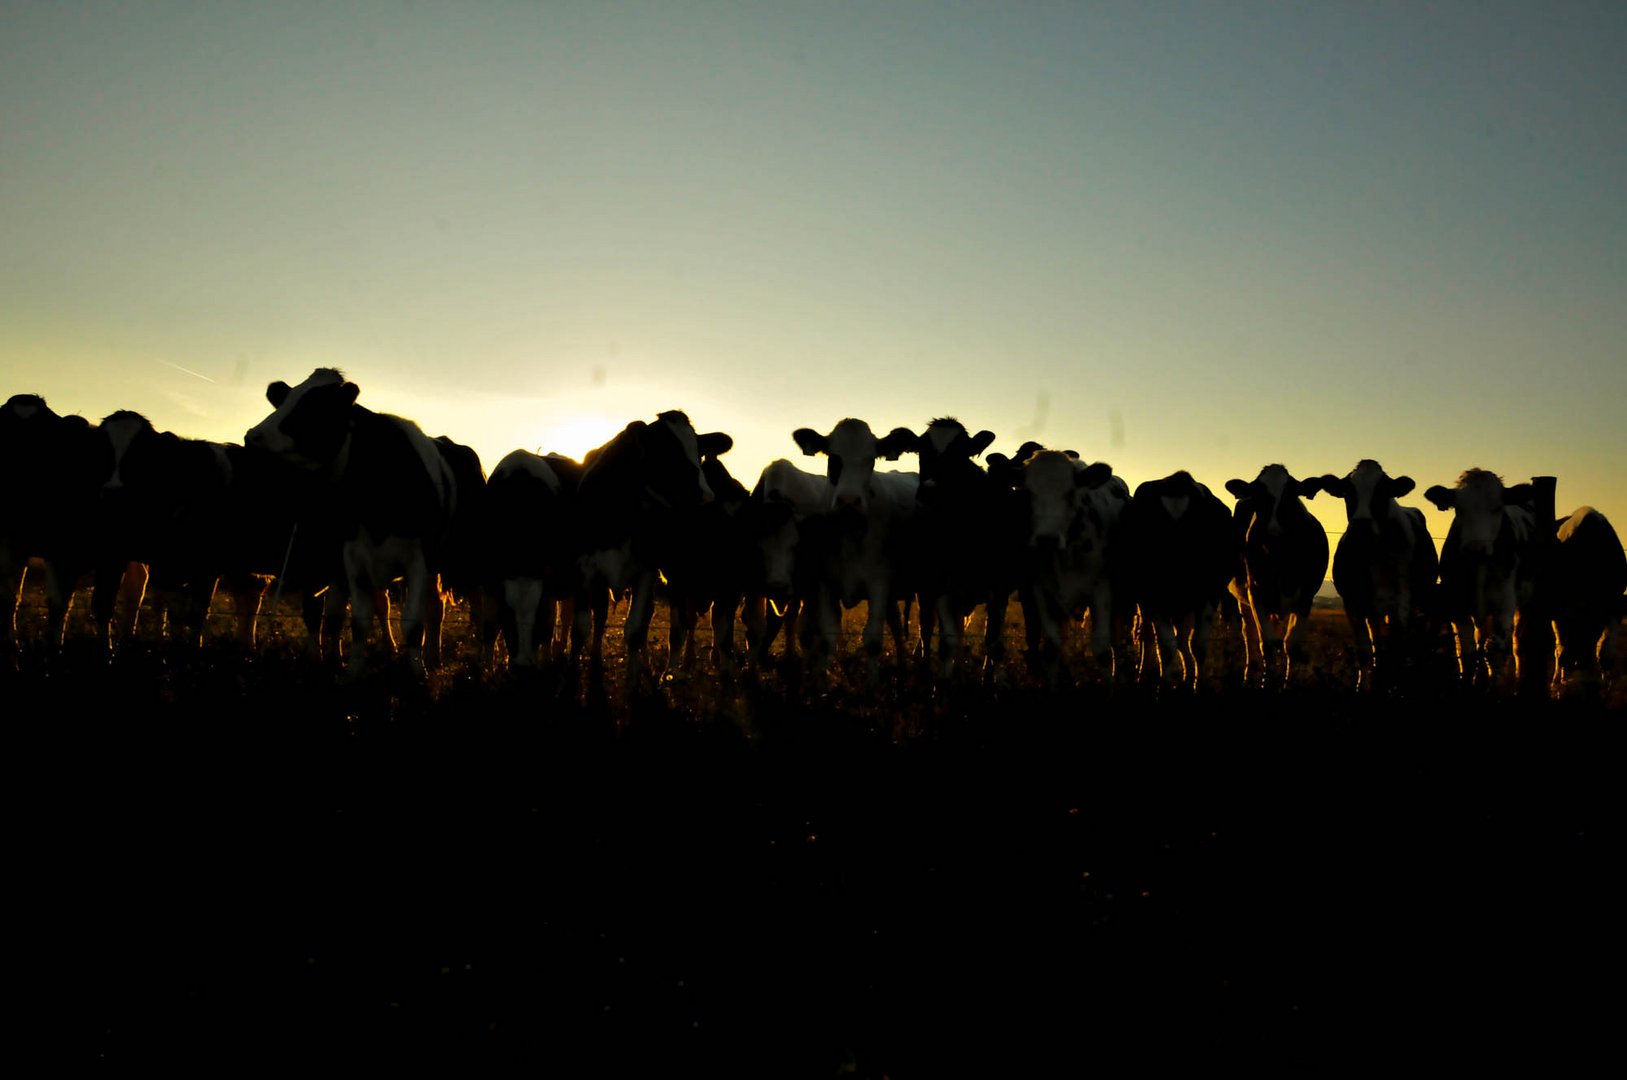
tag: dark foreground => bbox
[12,620,1620,1073]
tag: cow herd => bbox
[4,370,1624,697]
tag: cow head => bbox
[96,411,158,494]
[792,419,917,516]
[1018,450,1116,551]
[245,368,359,470]
[1311,459,1416,538]
[1224,464,1320,542]
[1425,468,1535,557]
[585,411,727,510]
[914,418,996,502]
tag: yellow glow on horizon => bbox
[535,414,625,462]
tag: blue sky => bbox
[4,1,1624,550]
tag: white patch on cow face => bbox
[660,413,713,504]
[8,400,39,421]
[1160,493,1190,522]
[824,419,881,512]
[246,368,344,458]
[1023,452,1079,548]
[924,423,959,457]
[1254,464,1291,538]
[1346,460,1385,524]
[100,414,148,491]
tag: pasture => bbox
[12,583,1619,1071]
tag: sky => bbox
[4,0,1624,555]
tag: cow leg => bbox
[1085,592,1115,682]
[1,557,24,651]
[887,598,910,675]
[1347,610,1376,690]
[420,577,447,670]
[861,595,891,689]
[346,585,377,680]
[932,596,959,681]
[663,597,693,681]
[711,593,740,677]
[504,578,544,668]
[809,590,840,680]
[624,573,657,679]
[225,576,268,648]
[982,590,1011,685]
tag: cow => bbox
[791,419,920,687]
[909,418,1017,683]
[1223,465,1330,687]
[1310,460,1438,691]
[482,449,585,669]
[660,447,753,679]
[92,410,289,649]
[245,368,465,678]
[1424,468,1541,686]
[990,448,1130,688]
[1538,506,1627,693]
[569,411,730,685]
[1,394,111,651]
[427,434,489,667]
[1121,471,1236,689]
[740,458,834,671]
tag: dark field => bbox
[12,590,1621,1072]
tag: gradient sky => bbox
[4,1,1624,554]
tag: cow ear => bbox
[1424,484,1455,511]
[1063,449,1080,460]
[340,382,360,406]
[879,427,918,461]
[968,430,996,457]
[1297,476,1323,499]
[1505,483,1535,507]
[1389,476,1416,498]
[1077,462,1114,489]
[697,431,733,457]
[266,381,290,407]
[1314,474,1348,499]
[792,428,826,456]
[1224,479,1250,498]
[1015,441,1044,463]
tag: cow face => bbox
[1224,464,1320,542]
[1425,468,1534,557]
[1021,451,1114,550]
[915,418,996,496]
[793,419,917,515]
[1314,459,1416,538]
[245,369,360,470]
[645,410,726,508]
[97,411,157,494]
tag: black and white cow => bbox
[1121,471,1237,689]
[483,449,585,668]
[910,418,1017,682]
[245,368,465,677]
[1224,465,1330,687]
[569,411,730,682]
[991,448,1130,687]
[1424,468,1540,686]
[1541,506,1627,692]
[791,419,920,686]
[1,394,108,651]
[1310,460,1438,690]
